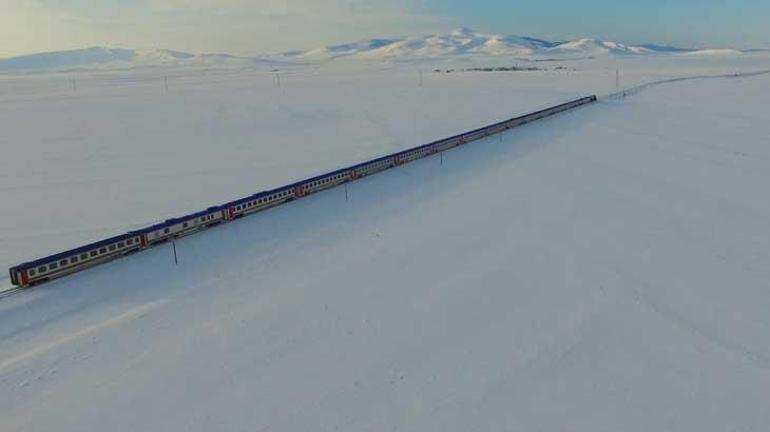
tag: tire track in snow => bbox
[0,299,168,374]
[611,264,770,371]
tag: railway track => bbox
[0,286,24,300]
[602,69,770,100]
[8,95,598,289]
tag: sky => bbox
[1,0,768,57]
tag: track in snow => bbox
[601,68,770,100]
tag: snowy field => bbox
[1,55,768,273]
[1,55,770,431]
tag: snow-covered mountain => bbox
[0,28,752,72]
[279,28,742,61]
[0,46,271,72]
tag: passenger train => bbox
[9,95,597,287]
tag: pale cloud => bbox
[0,0,450,57]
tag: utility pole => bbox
[172,240,178,265]
[345,184,349,201]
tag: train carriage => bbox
[10,233,142,286]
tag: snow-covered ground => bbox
[1,55,768,274]
[1,56,770,431]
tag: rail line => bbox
[0,286,24,299]
[8,95,597,291]
[602,69,770,100]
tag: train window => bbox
[80,253,88,259]
[29,269,36,276]
[100,248,107,254]
[127,239,133,245]
[109,245,116,251]
[71,257,78,263]
[182,223,188,228]
[118,242,125,248]
[60,259,67,266]
[164,228,170,234]
[91,251,98,257]
[38,266,46,273]
[50,263,58,270]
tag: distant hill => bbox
[277,28,752,61]
[0,47,274,72]
[1,28,755,72]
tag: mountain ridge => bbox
[0,28,756,72]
